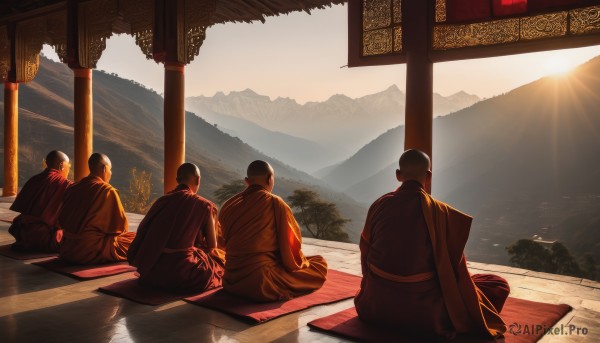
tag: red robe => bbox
[355,181,509,338]
[128,185,225,294]
[219,184,327,302]
[58,175,135,265]
[9,169,72,252]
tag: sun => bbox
[543,56,573,76]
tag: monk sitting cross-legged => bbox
[9,150,73,253]
[58,153,135,265]
[128,163,225,293]
[219,160,328,302]
[355,149,509,339]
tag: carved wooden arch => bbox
[14,11,67,83]
[2,0,225,82]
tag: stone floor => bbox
[0,198,598,342]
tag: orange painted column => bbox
[3,82,18,196]
[163,62,185,193]
[404,0,433,193]
[73,67,93,181]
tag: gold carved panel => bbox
[361,0,402,57]
[0,26,9,81]
[570,6,600,35]
[121,0,154,60]
[184,0,216,64]
[393,0,401,24]
[16,18,47,82]
[433,19,520,50]
[363,28,392,56]
[393,26,402,52]
[78,0,119,68]
[363,0,391,31]
[436,0,446,23]
[434,5,600,51]
[46,11,68,63]
[521,12,567,41]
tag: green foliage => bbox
[287,189,350,243]
[506,239,596,279]
[550,242,582,276]
[123,167,153,214]
[214,180,246,206]
[580,253,597,280]
[506,239,552,271]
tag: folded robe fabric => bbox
[219,184,327,302]
[58,175,135,265]
[9,169,72,253]
[128,184,225,294]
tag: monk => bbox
[219,160,327,302]
[128,163,225,293]
[9,151,73,252]
[355,149,509,339]
[58,153,135,265]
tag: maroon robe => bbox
[9,169,72,252]
[128,185,225,294]
[355,181,509,338]
[58,176,134,264]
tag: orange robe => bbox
[355,181,508,338]
[128,185,225,294]
[58,175,135,265]
[9,169,72,252]
[219,184,327,302]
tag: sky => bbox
[43,4,600,104]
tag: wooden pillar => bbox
[73,67,93,181]
[163,62,185,193]
[3,82,18,196]
[404,0,433,192]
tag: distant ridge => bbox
[319,56,600,265]
[186,84,480,156]
[0,56,367,242]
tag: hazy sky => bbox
[43,4,600,104]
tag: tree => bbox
[506,239,552,271]
[123,167,153,214]
[214,180,246,206]
[579,253,597,280]
[507,239,588,278]
[287,189,350,242]
[550,242,582,276]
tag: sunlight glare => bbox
[543,56,573,76]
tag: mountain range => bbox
[2,54,599,270]
[0,57,367,242]
[185,85,480,172]
[320,57,600,265]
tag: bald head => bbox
[88,153,112,182]
[45,150,69,170]
[247,160,273,179]
[396,149,431,184]
[176,163,200,184]
[245,160,275,192]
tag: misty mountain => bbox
[320,57,600,265]
[0,57,366,242]
[186,108,348,173]
[185,85,480,155]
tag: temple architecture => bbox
[1,1,600,342]
[3,1,600,194]
[350,0,600,190]
[0,0,345,194]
